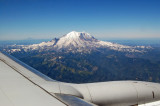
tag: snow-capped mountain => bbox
[55,31,98,49]
[9,31,152,53]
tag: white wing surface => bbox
[0,52,96,106]
[1,51,160,106]
[0,52,66,106]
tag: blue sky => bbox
[0,0,160,40]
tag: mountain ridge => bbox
[3,31,160,83]
[8,31,151,53]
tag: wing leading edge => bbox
[0,53,66,106]
[0,52,96,106]
[1,51,160,106]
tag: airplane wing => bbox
[0,51,96,106]
[1,51,160,106]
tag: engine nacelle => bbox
[72,81,160,106]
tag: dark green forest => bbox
[11,48,160,83]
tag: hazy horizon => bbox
[0,34,160,41]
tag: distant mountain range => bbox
[7,31,151,53]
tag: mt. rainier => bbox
[11,31,151,53]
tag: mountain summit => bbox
[11,31,151,53]
[63,31,95,41]
[55,31,100,49]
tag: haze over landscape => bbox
[2,31,160,83]
[1,0,160,83]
